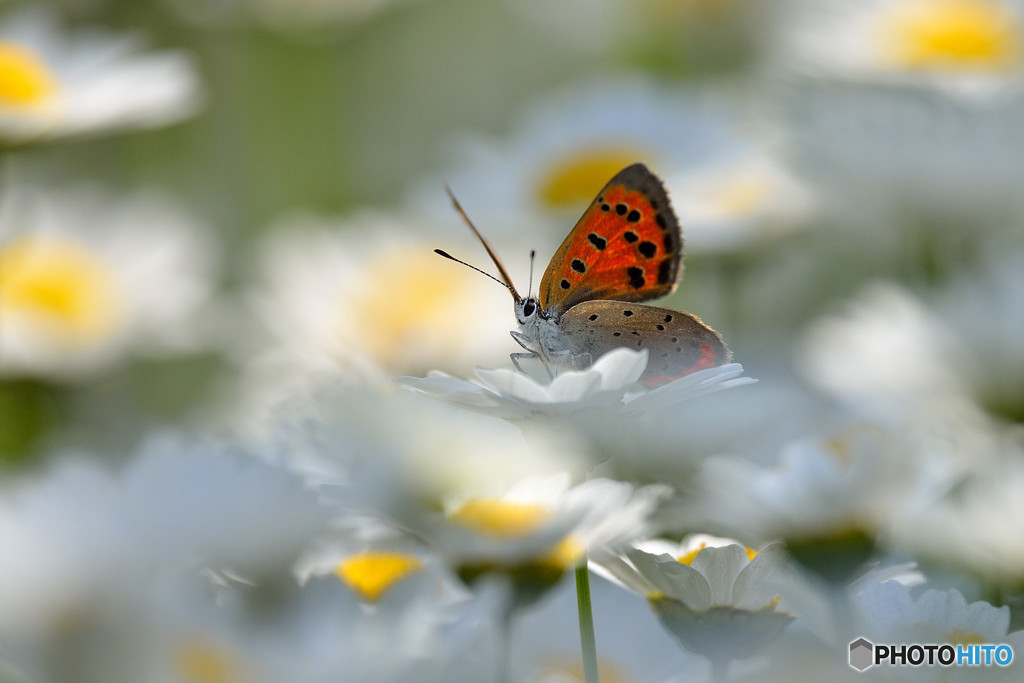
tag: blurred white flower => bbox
[798,281,1016,460]
[255,379,589,530]
[800,283,972,410]
[782,0,1024,86]
[0,435,330,679]
[774,1,1024,233]
[360,472,670,618]
[679,424,957,582]
[400,347,754,422]
[0,6,202,143]
[250,568,492,683]
[933,248,1024,420]
[896,446,1024,587]
[854,580,1024,651]
[408,77,804,255]
[671,153,815,254]
[595,543,794,667]
[420,474,669,570]
[245,210,513,384]
[0,184,217,379]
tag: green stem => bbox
[575,562,600,683]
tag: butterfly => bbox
[438,162,730,386]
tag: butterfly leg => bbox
[510,331,554,379]
[510,351,538,375]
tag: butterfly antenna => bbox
[527,249,536,297]
[444,185,521,303]
[433,249,516,294]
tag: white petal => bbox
[474,366,554,404]
[732,544,789,611]
[691,545,751,606]
[621,363,756,414]
[590,348,648,389]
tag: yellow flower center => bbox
[546,535,586,567]
[448,498,551,538]
[879,0,1021,71]
[335,551,423,602]
[345,246,482,369]
[536,148,650,208]
[0,42,58,107]
[0,235,122,347]
[944,628,987,645]
[173,638,242,683]
[677,544,757,565]
[704,172,771,216]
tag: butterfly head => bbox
[514,296,545,325]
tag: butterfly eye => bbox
[523,300,536,317]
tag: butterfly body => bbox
[444,163,729,385]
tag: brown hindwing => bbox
[557,300,730,385]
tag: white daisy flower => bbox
[399,347,754,422]
[679,424,958,583]
[254,378,589,529]
[670,151,815,254]
[799,283,972,410]
[895,449,1024,587]
[854,580,1024,652]
[0,6,202,143]
[797,282,1016,459]
[781,0,1024,87]
[594,542,794,669]
[0,435,329,662]
[408,77,803,255]
[416,473,669,570]
[372,472,667,612]
[933,248,1024,421]
[774,1,1024,233]
[802,274,1024,430]
[0,184,217,379]
[245,210,513,382]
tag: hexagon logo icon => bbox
[849,637,875,672]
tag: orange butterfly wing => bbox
[538,163,683,318]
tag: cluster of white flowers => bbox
[4,1,1024,681]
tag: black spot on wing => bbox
[626,267,645,289]
[588,233,607,250]
[657,258,673,285]
[638,241,656,258]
